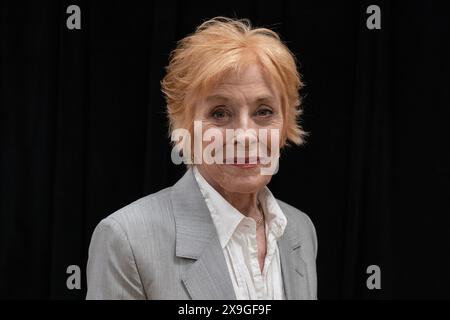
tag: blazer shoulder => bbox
[276,198,318,254]
[99,185,174,237]
[276,199,314,230]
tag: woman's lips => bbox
[225,157,261,168]
[231,163,259,169]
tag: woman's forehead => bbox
[218,64,272,86]
[205,65,279,99]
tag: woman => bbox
[86,16,317,300]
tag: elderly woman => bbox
[86,17,317,300]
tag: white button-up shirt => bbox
[193,166,287,300]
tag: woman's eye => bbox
[211,108,230,120]
[255,108,273,117]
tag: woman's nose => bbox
[232,112,258,149]
[233,110,255,130]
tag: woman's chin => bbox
[221,169,271,193]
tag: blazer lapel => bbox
[277,209,309,300]
[171,168,236,300]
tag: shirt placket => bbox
[243,219,265,299]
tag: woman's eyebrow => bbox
[205,94,230,102]
[255,95,276,103]
[206,94,276,103]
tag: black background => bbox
[0,0,449,299]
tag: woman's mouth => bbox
[225,157,261,169]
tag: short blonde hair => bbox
[161,16,306,147]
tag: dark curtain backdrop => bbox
[1,0,449,299]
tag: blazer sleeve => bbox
[305,213,318,260]
[86,217,147,300]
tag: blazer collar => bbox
[171,168,236,299]
[170,167,306,300]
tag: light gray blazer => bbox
[86,168,318,300]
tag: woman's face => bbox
[192,64,284,194]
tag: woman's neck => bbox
[196,167,260,218]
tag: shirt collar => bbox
[192,166,287,248]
